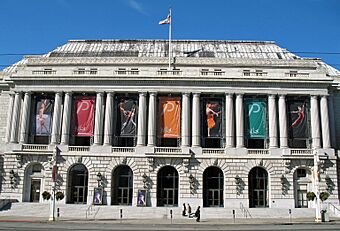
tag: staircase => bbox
[0,202,327,220]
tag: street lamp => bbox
[313,148,321,223]
[96,172,102,187]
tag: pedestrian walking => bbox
[182,203,187,216]
[187,203,192,218]
[195,206,200,222]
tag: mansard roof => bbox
[1,39,339,77]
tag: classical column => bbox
[147,92,157,146]
[225,93,234,148]
[328,94,336,147]
[93,92,104,145]
[320,95,330,148]
[268,95,278,148]
[51,92,62,144]
[181,93,190,147]
[137,92,147,146]
[278,95,288,148]
[5,93,15,143]
[19,92,32,144]
[103,92,114,145]
[61,92,72,145]
[192,93,200,147]
[235,94,244,148]
[10,92,22,143]
[310,95,321,148]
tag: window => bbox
[243,70,250,76]
[297,169,307,178]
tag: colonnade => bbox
[5,91,331,149]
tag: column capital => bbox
[55,92,62,96]
[96,92,104,96]
[64,91,73,96]
[311,95,319,100]
[138,91,147,97]
[279,94,286,99]
[192,92,201,97]
[225,92,234,97]
[182,92,190,97]
[149,91,158,96]
[268,94,276,99]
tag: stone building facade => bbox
[0,40,339,211]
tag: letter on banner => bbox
[159,97,181,138]
[118,98,138,136]
[288,101,307,139]
[205,100,222,137]
[245,99,266,139]
[34,98,53,136]
[73,96,95,136]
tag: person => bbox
[206,103,220,137]
[138,193,146,206]
[182,203,187,216]
[194,206,200,222]
[187,203,193,218]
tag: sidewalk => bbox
[1,215,340,225]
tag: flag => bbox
[159,13,171,25]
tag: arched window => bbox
[157,166,178,207]
[203,166,224,207]
[248,167,268,208]
[67,164,88,204]
[111,165,133,205]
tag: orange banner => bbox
[159,97,181,138]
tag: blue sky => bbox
[0,0,339,70]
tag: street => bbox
[0,221,339,231]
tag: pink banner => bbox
[73,96,95,136]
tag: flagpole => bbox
[168,8,172,70]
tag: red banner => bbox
[159,97,181,138]
[73,96,95,136]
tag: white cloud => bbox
[127,0,148,15]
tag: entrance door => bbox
[117,188,131,205]
[30,179,41,202]
[112,165,133,205]
[157,166,178,207]
[249,167,268,208]
[203,167,224,207]
[67,164,88,204]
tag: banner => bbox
[34,98,53,136]
[288,101,307,138]
[205,100,222,137]
[159,97,180,138]
[118,98,138,136]
[245,99,266,139]
[73,96,95,136]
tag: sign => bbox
[288,101,307,138]
[73,96,95,136]
[137,189,147,207]
[159,97,181,138]
[34,98,53,136]
[93,187,103,205]
[118,98,138,136]
[245,99,266,139]
[205,100,222,137]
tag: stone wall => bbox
[0,93,10,145]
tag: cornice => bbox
[25,56,318,69]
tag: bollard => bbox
[232,209,235,223]
[120,209,123,219]
[170,209,173,224]
[288,209,292,223]
[57,208,60,218]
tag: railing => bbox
[202,148,225,154]
[200,70,225,76]
[85,204,94,219]
[112,147,135,153]
[157,69,182,76]
[248,149,269,155]
[328,202,340,216]
[115,69,139,75]
[69,146,90,152]
[73,70,97,75]
[285,72,309,78]
[240,202,252,218]
[32,70,56,75]
[290,149,312,155]
[154,147,182,154]
[22,144,48,151]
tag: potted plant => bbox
[320,192,329,202]
[306,191,316,201]
[56,191,65,201]
[42,191,51,200]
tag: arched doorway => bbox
[23,163,44,202]
[67,164,88,204]
[248,167,268,208]
[157,166,178,207]
[203,166,224,207]
[294,168,311,208]
[111,165,133,205]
